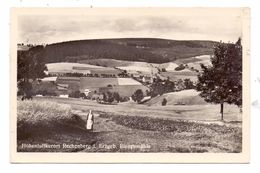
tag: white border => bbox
[1,0,260,173]
[10,7,250,164]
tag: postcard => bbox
[10,7,250,163]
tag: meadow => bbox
[17,100,96,152]
[17,97,242,153]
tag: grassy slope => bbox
[17,97,242,152]
[95,112,241,153]
[17,100,96,152]
[42,97,241,122]
[145,89,207,106]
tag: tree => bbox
[175,79,185,91]
[175,64,185,71]
[184,78,195,89]
[17,80,32,96]
[150,77,164,97]
[103,93,107,102]
[165,77,175,92]
[196,39,242,120]
[149,77,176,97]
[18,46,46,81]
[162,98,167,106]
[161,68,167,72]
[101,91,115,103]
[17,46,47,95]
[113,92,120,103]
[80,93,87,99]
[69,90,81,98]
[132,89,144,103]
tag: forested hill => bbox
[39,38,216,64]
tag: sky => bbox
[17,8,244,44]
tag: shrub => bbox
[18,81,32,95]
[17,90,24,96]
[162,98,167,106]
[106,91,114,103]
[79,93,87,99]
[120,96,130,102]
[69,90,81,98]
[161,68,167,72]
[184,78,195,89]
[132,89,144,103]
[175,64,185,71]
[113,92,120,102]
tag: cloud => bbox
[17,9,243,44]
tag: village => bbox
[28,62,199,105]
[18,44,201,105]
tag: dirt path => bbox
[40,97,242,123]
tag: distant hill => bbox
[37,38,216,64]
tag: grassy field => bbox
[17,97,242,153]
[17,100,97,152]
[145,90,208,106]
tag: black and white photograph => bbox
[10,7,250,163]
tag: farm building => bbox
[79,77,149,97]
[33,76,80,96]
[73,66,122,77]
[56,77,80,93]
[32,79,57,96]
[40,76,57,82]
[33,76,149,98]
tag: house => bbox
[40,76,57,82]
[56,77,80,91]
[142,75,154,84]
[79,77,149,97]
[33,75,150,99]
[56,84,69,91]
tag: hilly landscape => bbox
[145,89,207,106]
[39,38,216,64]
[17,38,243,153]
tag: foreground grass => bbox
[17,100,96,152]
[98,113,242,153]
[17,99,242,153]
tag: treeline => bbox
[68,90,130,104]
[121,38,216,48]
[148,77,195,97]
[42,39,168,63]
[47,72,118,78]
[131,77,196,104]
